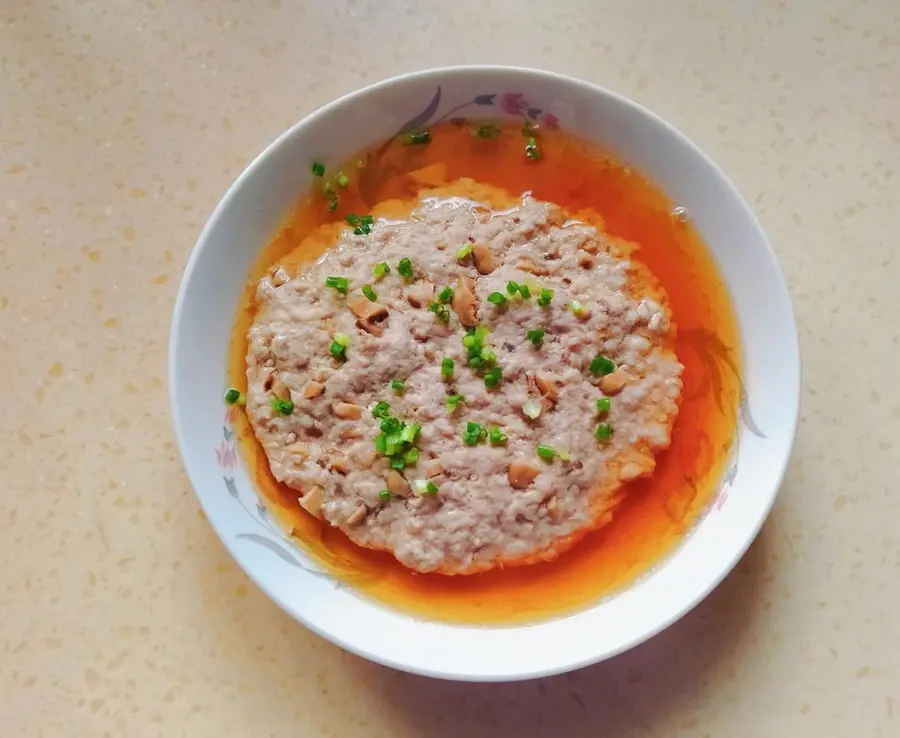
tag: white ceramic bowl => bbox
[169,66,800,682]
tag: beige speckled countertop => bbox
[2,0,899,735]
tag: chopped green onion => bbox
[506,280,520,296]
[400,424,421,444]
[403,448,420,465]
[537,445,556,461]
[437,286,454,304]
[403,131,432,146]
[378,489,391,501]
[336,172,350,188]
[375,434,387,454]
[487,292,508,307]
[480,346,497,364]
[391,456,407,470]
[333,332,350,347]
[595,423,613,441]
[330,340,347,360]
[311,161,325,177]
[569,300,586,317]
[526,328,545,347]
[372,261,390,280]
[397,258,414,280]
[413,479,439,495]
[223,388,244,405]
[483,366,503,388]
[324,276,349,295]
[589,355,617,376]
[372,401,391,419]
[446,394,464,413]
[441,357,455,379]
[463,421,487,446]
[457,243,473,261]
[270,397,294,415]
[361,284,377,302]
[391,378,406,394]
[489,426,508,445]
[537,287,554,306]
[596,397,611,413]
[472,123,501,139]
[523,400,542,419]
[346,214,375,235]
[428,301,451,323]
[381,416,401,434]
[525,137,540,161]
[518,284,532,299]
[327,197,339,213]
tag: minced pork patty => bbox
[245,187,683,575]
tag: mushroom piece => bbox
[332,401,363,420]
[424,459,443,478]
[516,258,549,276]
[346,504,368,526]
[534,375,558,404]
[303,381,325,399]
[299,486,326,518]
[599,369,630,395]
[270,265,290,286]
[351,447,377,469]
[451,276,478,327]
[472,243,495,274]
[348,295,389,323]
[357,318,384,337]
[406,280,435,308]
[271,377,291,402]
[386,469,411,497]
[328,454,351,474]
[508,461,541,489]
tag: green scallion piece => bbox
[381,416,401,434]
[223,388,244,405]
[361,284,377,302]
[346,214,374,235]
[400,424,421,444]
[375,434,387,454]
[324,276,349,295]
[472,123,501,139]
[463,421,487,446]
[327,197,339,213]
[413,479,439,495]
[537,287,554,306]
[391,378,406,394]
[437,286,454,304]
[391,456,407,470]
[518,284,532,299]
[378,489,391,501]
[526,328,545,347]
[372,261,390,280]
[457,243,473,261]
[397,257,414,280]
[537,445,556,461]
[506,280,520,296]
[595,423,613,441]
[483,366,503,388]
[330,340,347,360]
[488,426,508,445]
[336,172,350,188]
[311,161,325,177]
[403,448,420,466]
[403,131,432,146]
[525,136,540,161]
[569,300,586,317]
[270,397,294,415]
[428,301,451,323]
[441,357,455,379]
[596,397,611,413]
[589,355,616,376]
[371,401,391,419]
[487,292,508,307]
[446,394,464,413]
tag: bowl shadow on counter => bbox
[350,511,777,738]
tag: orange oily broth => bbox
[227,121,740,624]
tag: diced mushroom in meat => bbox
[534,375,558,404]
[270,266,290,286]
[332,401,362,419]
[424,459,443,478]
[346,504,368,525]
[348,295,389,322]
[357,318,384,337]
[406,281,435,308]
[451,276,478,327]
[328,454,351,474]
[599,369,630,395]
[508,461,541,489]
[271,378,291,401]
[386,469,411,497]
[303,381,325,399]
[516,258,549,276]
[472,243,495,274]
[299,486,326,518]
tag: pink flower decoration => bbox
[502,93,526,115]
[541,113,560,130]
[216,441,237,470]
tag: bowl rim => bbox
[169,64,801,681]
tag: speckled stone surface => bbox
[2,0,898,735]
